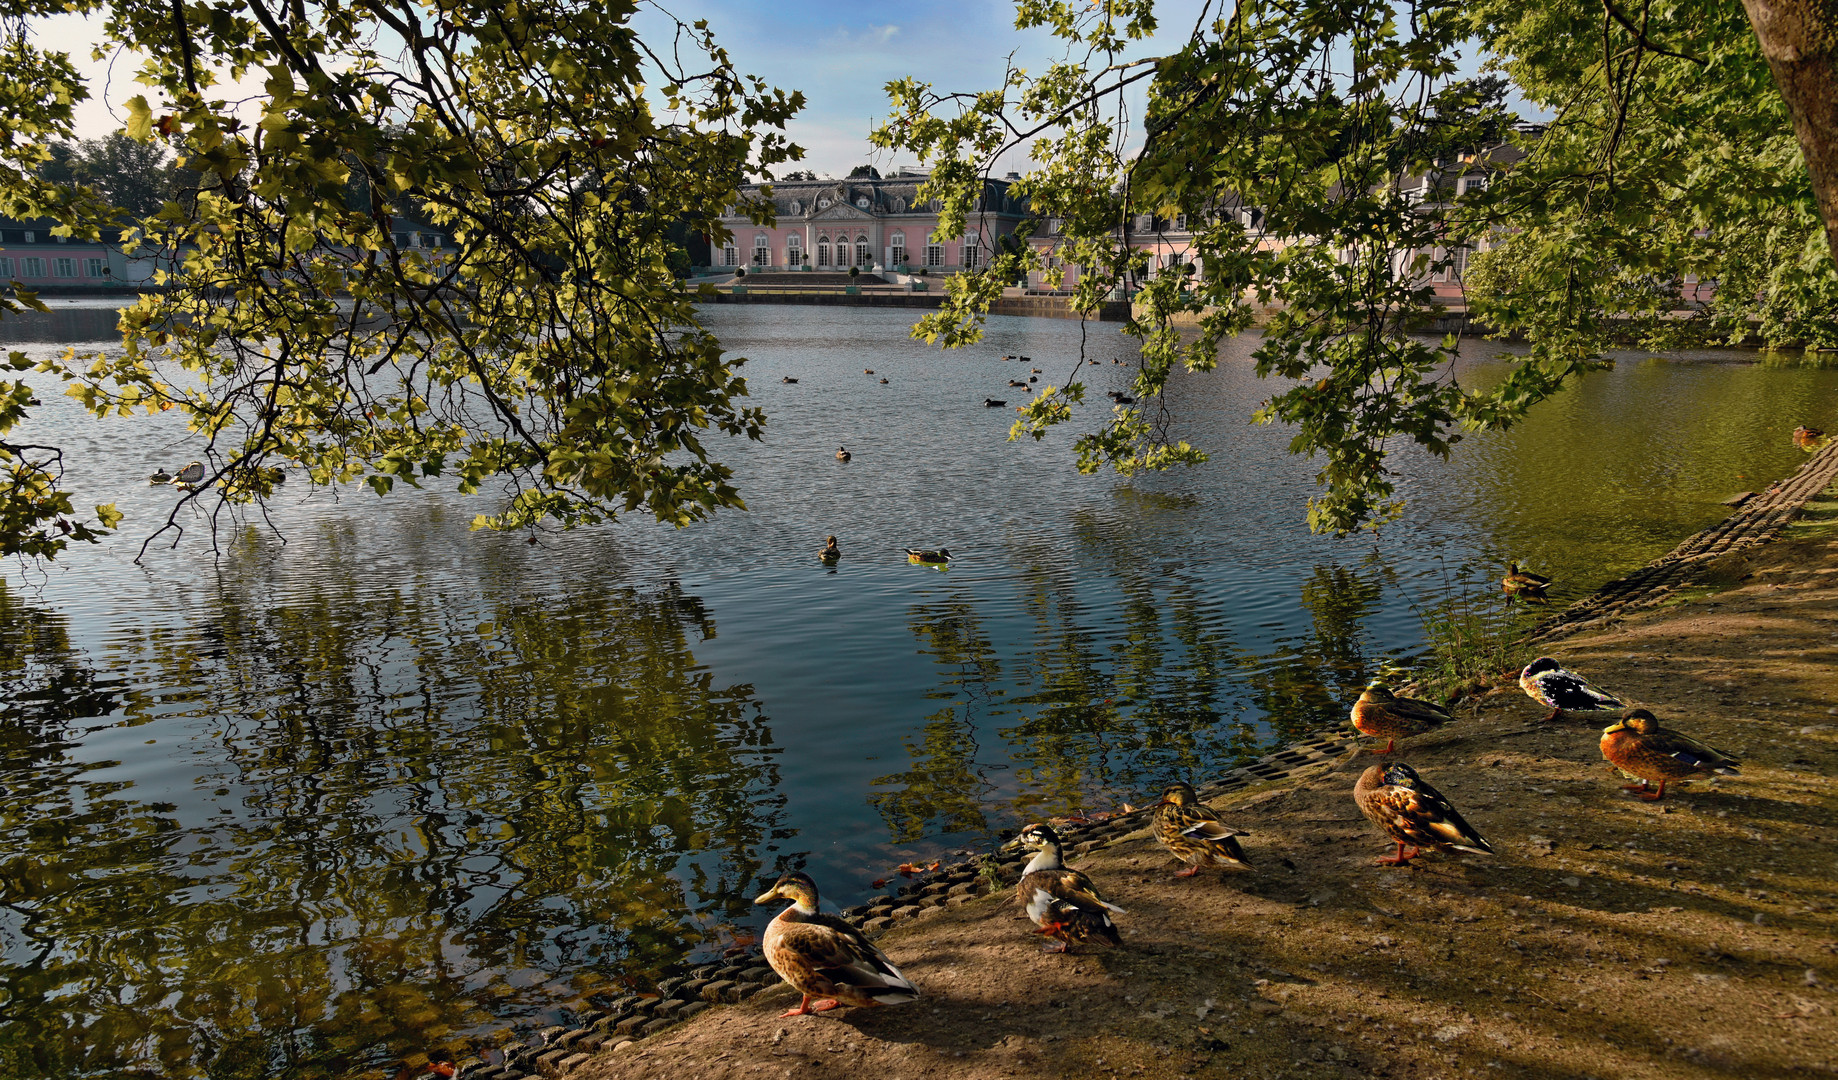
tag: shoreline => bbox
[425,451,1838,1080]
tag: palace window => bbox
[889,232,906,266]
[855,237,870,267]
[817,238,830,267]
[23,257,45,277]
[856,196,870,209]
[722,245,739,266]
[787,235,803,264]
[0,258,11,278]
[23,231,35,243]
[753,234,770,266]
[54,257,75,277]
[961,242,979,268]
[924,244,944,267]
[86,258,106,277]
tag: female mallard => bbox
[835,446,851,462]
[1008,822,1124,952]
[1502,562,1552,602]
[1793,425,1827,451]
[1519,656,1625,721]
[819,535,841,562]
[755,871,919,1017]
[1151,781,1251,878]
[1353,762,1493,866]
[904,547,951,564]
[1350,683,1454,754]
[1600,709,1739,800]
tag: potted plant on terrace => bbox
[845,264,860,295]
[732,265,747,294]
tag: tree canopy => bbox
[1,0,801,563]
[874,0,1838,533]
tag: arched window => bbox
[816,236,831,267]
[787,234,803,265]
[753,233,770,266]
[856,196,870,209]
[788,200,801,216]
[855,235,869,267]
[889,231,906,267]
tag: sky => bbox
[30,0,1213,179]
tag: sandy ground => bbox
[575,527,1838,1080]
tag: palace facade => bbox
[711,172,1028,274]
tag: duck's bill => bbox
[752,887,782,904]
[1602,721,1628,734]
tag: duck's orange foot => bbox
[1375,843,1422,867]
[1544,708,1561,721]
[808,999,842,1012]
[1174,864,1202,878]
[1620,781,1654,794]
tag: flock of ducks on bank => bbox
[753,652,1741,1017]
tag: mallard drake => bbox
[1353,762,1493,866]
[1350,683,1454,754]
[819,535,841,562]
[904,547,951,564]
[984,398,1007,408]
[174,460,205,485]
[1502,562,1552,601]
[1519,657,1626,721]
[755,871,919,1017]
[835,446,851,462]
[1792,425,1827,451]
[149,468,173,485]
[1600,709,1739,800]
[1007,822,1124,952]
[1151,781,1251,877]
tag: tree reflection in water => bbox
[0,528,782,1080]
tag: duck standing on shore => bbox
[1600,709,1740,800]
[1350,683,1454,754]
[1353,762,1493,867]
[755,871,919,1017]
[1151,781,1252,878]
[1008,822,1125,953]
[1519,656,1626,721]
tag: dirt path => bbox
[558,520,1838,1080]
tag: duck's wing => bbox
[793,915,919,1002]
[1394,779,1493,855]
[1533,669,1624,710]
[1177,808,1248,842]
[1645,730,1741,774]
[1391,697,1453,724]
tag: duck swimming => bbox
[904,547,951,564]
[820,535,841,562]
[755,871,919,1017]
[835,446,851,462]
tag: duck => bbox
[1519,656,1626,721]
[864,369,875,374]
[819,535,841,562]
[1600,709,1739,800]
[1008,379,1029,388]
[1031,368,1042,374]
[984,398,1007,408]
[879,378,889,384]
[1350,683,1454,754]
[1019,356,1031,362]
[149,468,173,485]
[172,460,205,488]
[1792,425,1827,451]
[1110,394,1135,405]
[1353,762,1493,866]
[1007,822,1124,953]
[1151,781,1251,878]
[755,871,919,1017]
[904,547,951,564]
[1502,561,1552,601]
[782,376,799,384]
[1088,359,1100,365]
[835,446,851,462]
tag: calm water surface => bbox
[2,302,1833,1078]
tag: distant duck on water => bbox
[149,467,173,485]
[820,535,841,562]
[1502,561,1552,602]
[173,461,205,488]
[1794,425,1828,451]
[782,376,799,384]
[835,446,851,462]
[984,398,1006,408]
[905,547,951,564]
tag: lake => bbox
[1,301,1833,1078]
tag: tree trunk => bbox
[1740,0,1838,260]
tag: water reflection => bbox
[0,525,781,1079]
